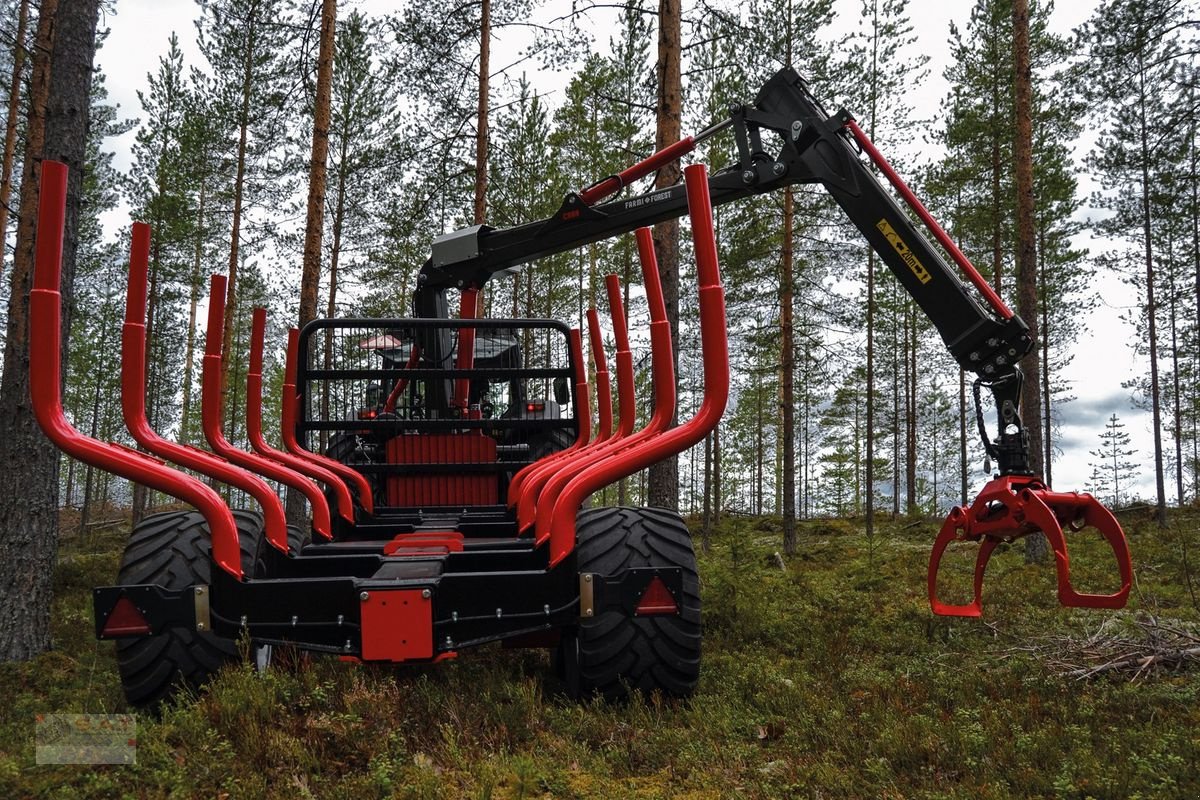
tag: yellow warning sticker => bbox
[876,218,932,284]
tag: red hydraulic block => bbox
[928,475,1133,617]
[201,275,332,539]
[527,228,676,541]
[544,164,729,565]
[246,308,354,528]
[282,329,376,516]
[28,161,244,578]
[121,224,289,555]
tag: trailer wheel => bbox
[113,509,261,710]
[559,506,701,701]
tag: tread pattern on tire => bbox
[114,509,261,709]
[570,506,701,700]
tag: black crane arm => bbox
[414,67,1036,476]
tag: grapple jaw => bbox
[928,476,1133,617]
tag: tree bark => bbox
[0,0,30,282]
[298,0,335,328]
[1012,0,1048,560]
[647,0,681,511]
[781,188,796,554]
[474,0,489,226]
[0,0,99,661]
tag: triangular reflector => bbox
[635,577,678,616]
[102,595,152,636]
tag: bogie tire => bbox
[325,432,380,511]
[113,509,261,710]
[561,506,701,701]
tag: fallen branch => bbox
[1067,646,1200,680]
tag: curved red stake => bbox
[201,276,332,539]
[506,328,592,505]
[28,162,243,578]
[928,476,1133,616]
[245,308,353,529]
[545,163,729,565]
[281,329,375,516]
[527,229,675,540]
[509,328,591,516]
[122,224,289,555]
[587,307,613,443]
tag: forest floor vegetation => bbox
[2,506,1198,798]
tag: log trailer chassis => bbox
[31,68,1131,708]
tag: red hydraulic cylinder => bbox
[453,287,479,413]
[844,119,1012,321]
[528,227,675,540]
[245,308,355,527]
[545,164,728,565]
[28,161,245,578]
[201,275,332,539]
[121,224,289,555]
[282,328,375,515]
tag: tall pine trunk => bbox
[647,0,681,510]
[0,0,29,281]
[781,188,796,554]
[1013,0,1048,561]
[0,0,99,661]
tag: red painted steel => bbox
[282,329,376,515]
[505,326,591,505]
[385,433,498,506]
[359,589,433,661]
[578,136,696,205]
[526,228,675,540]
[512,329,596,529]
[200,275,332,538]
[606,274,637,442]
[246,308,353,528]
[121,225,290,554]
[587,307,613,443]
[928,476,1133,617]
[28,162,246,578]
[545,164,729,565]
[453,287,479,413]
[383,340,421,413]
[844,119,1013,321]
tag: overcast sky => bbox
[93,0,1159,502]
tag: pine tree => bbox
[1089,413,1140,508]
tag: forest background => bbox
[0,0,1197,598]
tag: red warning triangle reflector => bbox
[635,577,678,616]
[102,595,152,636]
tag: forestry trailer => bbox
[30,68,1132,709]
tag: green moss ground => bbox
[2,508,1197,798]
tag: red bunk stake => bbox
[513,328,592,531]
[121,223,290,555]
[529,227,677,544]
[587,307,614,444]
[200,276,333,539]
[28,162,245,579]
[453,287,479,414]
[245,308,355,529]
[545,164,729,565]
[282,328,376,515]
